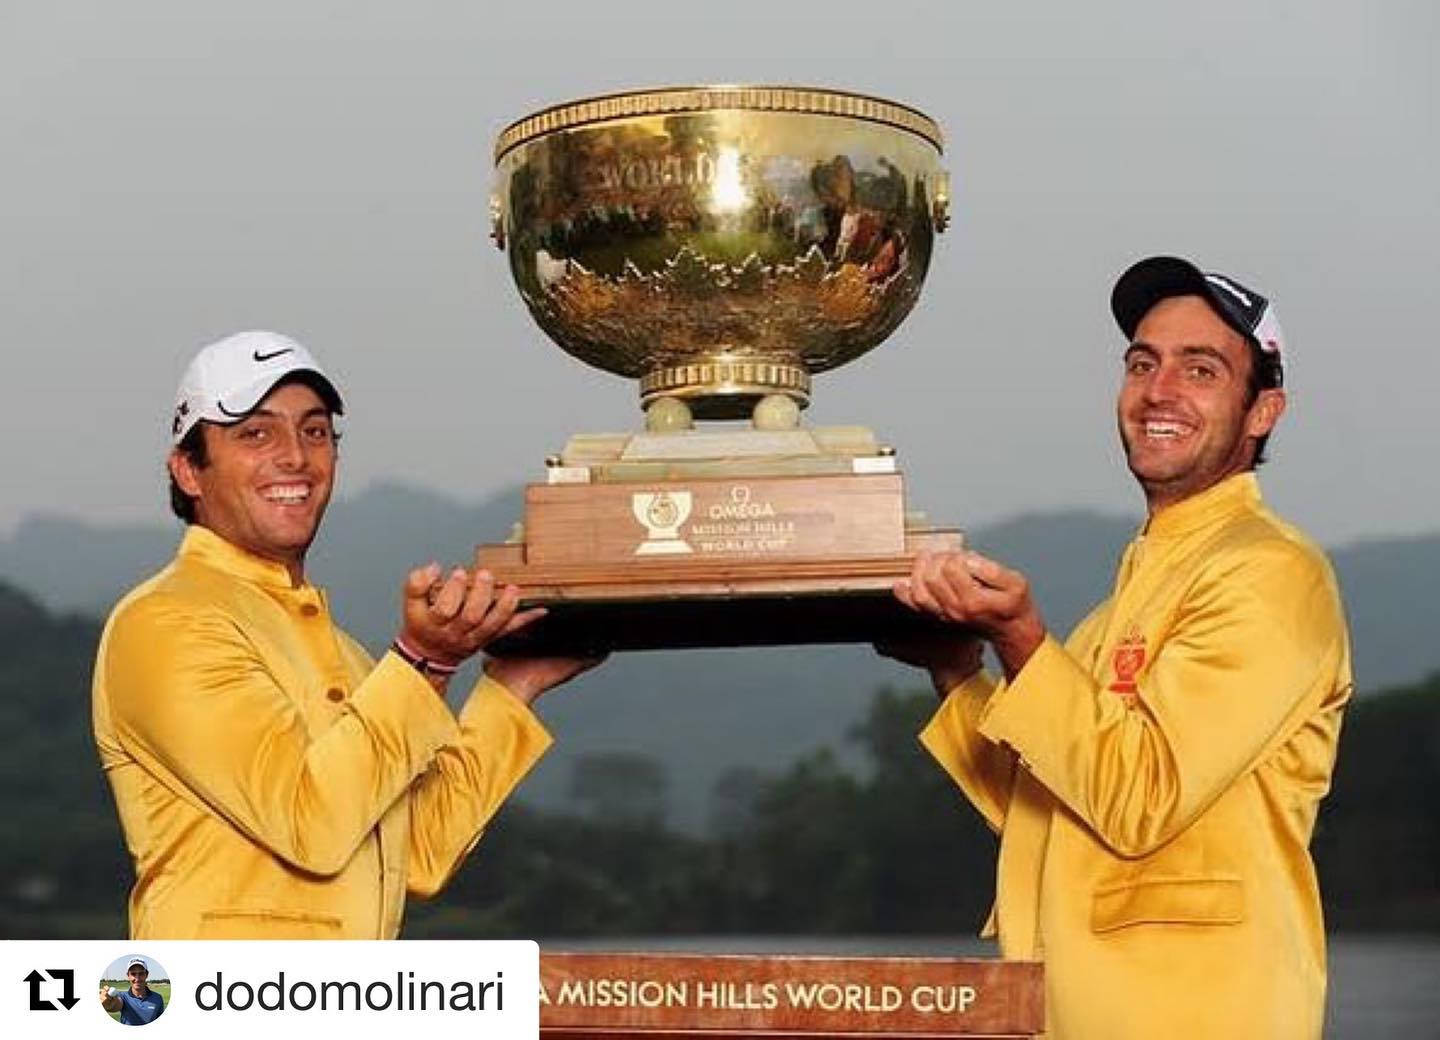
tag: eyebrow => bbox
[1126,341,1236,373]
[244,407,334,422]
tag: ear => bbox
[169,447,203,499]
[1246,388,1286,439]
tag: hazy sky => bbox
[4,1,1437,545]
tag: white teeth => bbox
[262,486,310,503]
[1144,421,1187,439]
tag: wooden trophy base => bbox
[477,465,963,656]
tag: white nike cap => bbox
[172,330,344,444]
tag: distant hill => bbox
[0,582,129,934]
[3,482,1434,829]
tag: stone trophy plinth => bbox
[479,86,966,655]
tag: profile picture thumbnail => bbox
[99,954,168,1025]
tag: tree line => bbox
[0,579,1434,938]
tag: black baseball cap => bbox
[1111,256,1286,384]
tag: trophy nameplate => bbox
[539,952,1044,1039]
[526,475,905,565]
[481,86,961,654]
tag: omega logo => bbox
[708,485,776,520]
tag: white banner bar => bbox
[2,940,537,1040]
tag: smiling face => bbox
[1117,295,1285,512]
[126,965,149,995]
[169,380,339,583]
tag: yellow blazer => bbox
[93,525,551,938]
[922,474,1351,1039]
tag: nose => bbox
[272,427,307,470]
[1141,359,1183,404]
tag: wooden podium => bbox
[540,952,1044,1039]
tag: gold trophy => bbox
[480,86,960,653]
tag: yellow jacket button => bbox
[300,603,320,617]
[325,688,345,702]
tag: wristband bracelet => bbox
[391,636,461,678]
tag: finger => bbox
[917,550,957,590]
[965,551,1023,592]
[905,571,949,618]
[923,554,979,620]
[963,577,1030,620]
[495,605,547,638]
[429,567,470,620]
[469,582,522,644]
[908,551,957,617]
[459,568,497,627]
[404,562,442,603]
[893,577,920,611]
[912,552,971,621]
[908,550,935,589]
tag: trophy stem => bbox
[639,358,811,421]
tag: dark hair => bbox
[1243,340,1284,468]
[169,425,209,523]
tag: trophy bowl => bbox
[492,86,949,421]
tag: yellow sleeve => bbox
[918,671,1015,833]
[917,601,1111,833]
[978,541,1348,858]
[103,594,461,875]
[405,676,553,897]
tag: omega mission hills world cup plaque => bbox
[478,86,964,655]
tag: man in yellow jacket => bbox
[93,330,599,939]
[884,257,1351,1038]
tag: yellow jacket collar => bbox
[178,524,306,591]
[1142,472,1261,540]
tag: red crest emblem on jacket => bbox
[1109,628,1147,697]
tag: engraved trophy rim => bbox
[493,84,944,164]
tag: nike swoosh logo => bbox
[253,348,294,362]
